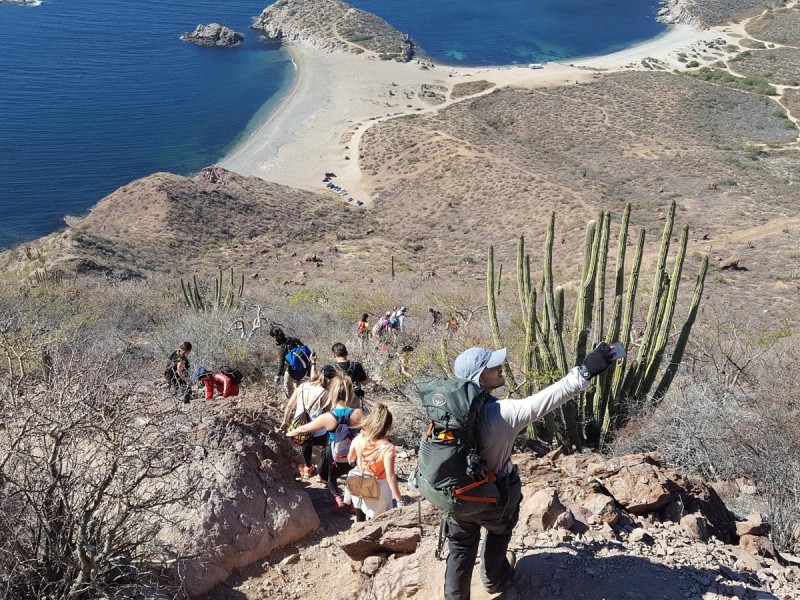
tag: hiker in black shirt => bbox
[327,342,369,408]
[270,326,309,398]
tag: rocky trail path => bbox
[209,445,800,600]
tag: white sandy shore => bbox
[218,22,737,205]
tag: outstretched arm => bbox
[286,412,338,436]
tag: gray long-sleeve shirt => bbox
[479,367,590,476]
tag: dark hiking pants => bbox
[444,469,523,600]
[302,434,328,468]
[319,445,354,498]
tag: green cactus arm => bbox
[516,236,529,325]
[639,224,689,397]
[572,218,599,361]
[636,201,676,366]
[591,212,610,351]
[653,255,708,401]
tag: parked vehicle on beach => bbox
[529,63,544,69]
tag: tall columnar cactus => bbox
[181,268,245,311]
[485,201,707,449]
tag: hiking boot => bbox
[333,495,345,508]
[484,551,517,594]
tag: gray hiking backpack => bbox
[415,377,500,517]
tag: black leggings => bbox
[302,434,329,467]
[319,445,354,498]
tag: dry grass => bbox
[745,6,800,45]
[450,80,495,100]
[685,0,784,27]
[730,48,800,86]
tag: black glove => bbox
[580,342,616,379]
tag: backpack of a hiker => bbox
[164,351,181,386]
[284,341,312,376]
[331,408,357,463]
[219,366,243,385]
[415,377,500,517]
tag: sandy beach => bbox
[218,21,737,205]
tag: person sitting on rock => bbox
[195,366,238,401]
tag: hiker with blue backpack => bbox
[416,342,621,599]
[270,326,313,398]
[286,370,365,508]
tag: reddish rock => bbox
[736,513,769,537]
[379,529,421,554]
[680,513,710,542]
[582,493,620,525]
[740,534,777,559]
[521,488,567,532]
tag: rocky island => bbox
[180,23,244,48]
[253,0,415,61]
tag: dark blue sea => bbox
[0,0,665,249]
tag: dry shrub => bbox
[612,334,800,553]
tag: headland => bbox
[218,0,745,206]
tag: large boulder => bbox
[181,23,244,47]
[340,502,438,561]
[520,488,567,532]
[158,412,319,597]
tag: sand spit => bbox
[218,22,737,206]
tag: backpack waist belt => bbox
[453,471,497,504]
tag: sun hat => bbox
[454,347,507,386]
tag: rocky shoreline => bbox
[181,23,244,48]
[657,0,703,26]
[253,0,415,62]
[1,0,41,5]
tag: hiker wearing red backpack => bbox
[195,366,239,400]
[435,343,619,599]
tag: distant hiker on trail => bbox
[446,316,459,334]
[429,307,442,327]
[270,326,312,398]
[165,341,193,403]
[281,363,335,479]
[372,312,392,337]
[389,306,408,332]
[430,343,618,599]
[344,403,405,521]
[195,366,240,401]
[355,313,370,344]
[287,371,365,508]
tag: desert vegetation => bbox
[684,0,784,27]
[729,48,800,87]
[745,6,800,45]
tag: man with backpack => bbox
[330,342,369,408]
[270,326,312,398]
[418,342,618,599]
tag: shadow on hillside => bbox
[490,543,771,600]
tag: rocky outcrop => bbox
[326,451,797,600]
[0,0,40,5]
[253,0,415,62]
[159,412,319,597]
[181,23,244,47]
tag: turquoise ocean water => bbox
[0,0,665,249]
